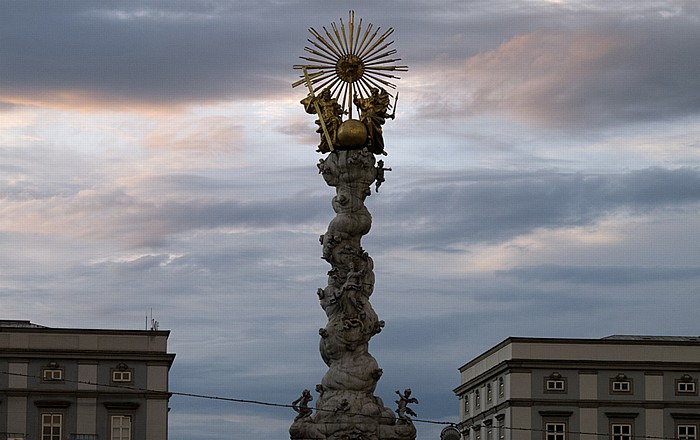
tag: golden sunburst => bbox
[292,11,408,119]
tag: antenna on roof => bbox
[149,308,159,331]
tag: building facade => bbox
[454,336,700,440]
[0,320,175,440]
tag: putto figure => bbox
[395,388,419,422]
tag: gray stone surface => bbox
[290,149,416,440]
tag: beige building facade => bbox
[0,320,175,440]
[455,336,700,440]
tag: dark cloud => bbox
[499,265,700,285]
[375,167,700,249]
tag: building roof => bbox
[0,320,47,328]
[458,335,700,374]
[602,334,700,342]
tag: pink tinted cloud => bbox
[146,116,244,154]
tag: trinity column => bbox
[289,11,417,440]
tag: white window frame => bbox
[42,413,62,440]
[545,423,566,440]
[678,424,697,440]
[546,379,565,392]
[111,415,132,440]
[612,380,631,393]
[42,368,63,381]
[611,423,632,440]
[678,382,697,394]
[112,370,132,383]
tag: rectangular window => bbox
[546,380,565,391]
[611,423,632,440]
[111,415,132,440]
[486,424,493,440]
[42,413,62,440]
[678,425,697,440]
[678,382,697,394]
[464,395,470,414]
[112,370,132,383]
[546,423,566,440]
[612,381,631,393]
[498,418,505,440]
[42,369,63,381]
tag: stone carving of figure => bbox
[292,389,314,421]
[354,87,394,155]
[395,388,418,421]
[302,88,345,153]
[375,160,392,192]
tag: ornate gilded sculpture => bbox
[290,11,415,440]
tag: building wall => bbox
[455,337,700,440]
[0,324,174,440]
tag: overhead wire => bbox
[0,370,694,440]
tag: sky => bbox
[2,0,700,438]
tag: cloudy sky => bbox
[2,1,700,438]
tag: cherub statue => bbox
[292,389,314,420]
[302,88,344,153]
[395,388,418,421]
[375,160,392,192]
[354,87,394,155]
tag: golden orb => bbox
[337,119,368,149]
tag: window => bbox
[42,413,62,440]
[678,425,698,440]
[112,370,132,383]
[464,395,470,414]
[475,390,481,408]
[497,417,505,440]
[71,435,98,440]
[487,384,493,402]
[474,425,482,440]
[111,415,132,440]
[486,423,493,440]
[611,374,632,394]
[546,423,566,440]
[112,363,133,383]
[498,377,505,397]
[545,373,566,393]
[42,368,63,381]
[612,381,631,392]
[676,375,698,395]
[611,424,632,440]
